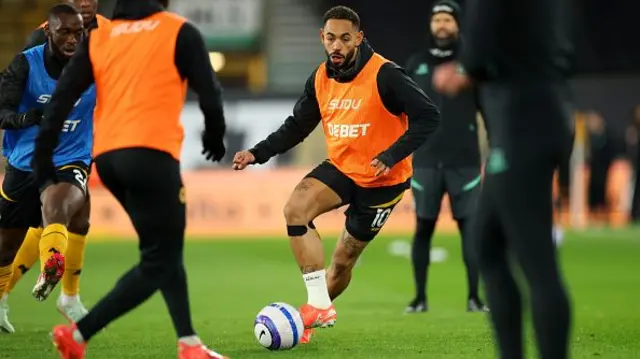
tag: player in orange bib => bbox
[233,6,440,344]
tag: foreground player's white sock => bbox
[179,336,202,346]
[59,293,79,306]
[0,293,7,305]
[72,329,85,344]
[303,270,332,309]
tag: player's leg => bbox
[0,166,43,333]
[407,168,445,313]
[33,164,89,301]
[482,82,572,358]
[4,227,42,296]
[302,181,407,343]
[57,195,90,322]
[286,162,350,312]
[474,175,524,358]
[52,149,226,358]
[445,167,486,311]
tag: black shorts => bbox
[0,162,89,229]
[411,167,480,220]
[305,160,409,242]
[94,148,185,246]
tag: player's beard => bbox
[433,31,457,49]
[326,47,358,73]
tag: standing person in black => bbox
[404,0,486,314]
[433,0,574,357]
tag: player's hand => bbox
[232,150,255,170]
[433,62,471,96]
[371,158,391,177]
[201,130,226,162]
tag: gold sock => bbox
[0,265,12,297]
[62,232,87,296]
[7,227,42,293]
[39,224,69,272]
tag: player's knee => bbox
[138,240,183,280]
[41,201,69,225]
[283,199,312,225]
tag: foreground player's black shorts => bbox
[0,162,90,229]
[411,167,480,220]
[305,160,409,242]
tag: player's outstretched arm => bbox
[238,70,322,167]
[374,62,440,168]
[33,37,94,176]
[175,22,227,162]
[0,54,43,129]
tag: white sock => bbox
[179,336,202,346]
[59,293,79,306]
[303,270,332,309]
[72,329,85,344]
[1,293,7,305]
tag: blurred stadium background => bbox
[0,1,639,357]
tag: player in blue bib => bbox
[0,4,94,333]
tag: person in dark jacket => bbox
[433,0,575,356]
[404,0,487,314]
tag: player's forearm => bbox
[377,114,439,167]
[0,109,35,129]
[249,115,317,164]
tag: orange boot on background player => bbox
[233,6,439,344]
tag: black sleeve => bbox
[459,0,503,81]
[23,28,47,51]
[0,54,32,129]
[34,38,94,165]
[248,70,322,164]
[174,22,225,133]
[375,62,440,167]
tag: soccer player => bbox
[233,6,440,344]
[404,0,487,314]
[0,0,110,332]
[32,1,228,358]
[433,0,574,357]
[0,4,95,333]
[26,0,108,49]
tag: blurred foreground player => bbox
[433,0,574,357]
[0,4,95,332]
[404,0,486,313]
[233,6,439,344]
[32,0,228,358]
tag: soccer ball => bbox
[254,302,304,350]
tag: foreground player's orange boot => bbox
[299,303,337,329]
[51,324,86,359]
[300,328,314,344]
[33,253,65,301]
[178,342,229,359]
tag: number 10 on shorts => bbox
[371,208,392,229]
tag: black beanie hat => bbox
[431,0,461,24]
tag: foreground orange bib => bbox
[314,53,412,187]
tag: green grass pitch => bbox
[1,229,639,358]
